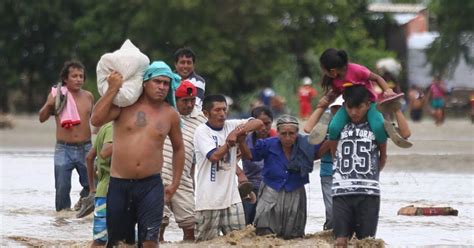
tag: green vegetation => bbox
[1,0,471,114]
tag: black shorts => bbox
[106,174,164,247]
[410,109,423,122]
[333,195,380,240]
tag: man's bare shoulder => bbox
[164,105,180,120]
[81,89,94,101]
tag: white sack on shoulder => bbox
[96,39,150,107]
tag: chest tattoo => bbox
[135,111,147,127]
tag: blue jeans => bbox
[320,176,333,230]
[54,142,91,211]
[243,187,259,225]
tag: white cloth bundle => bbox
[96,39,150,107]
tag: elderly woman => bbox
[241,106,277,225]
[241,115,321,239]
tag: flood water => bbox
[1,119,474,246]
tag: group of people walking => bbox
[39,47,412,247]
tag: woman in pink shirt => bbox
[427,76,447,125]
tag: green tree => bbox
[0,0,85,112]
[1,0,397,113]
[426,0,474,77]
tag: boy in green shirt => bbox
[83,122,113,246]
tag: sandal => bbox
[76,193,95,218]
[308,111,332,145]
[384,119,412,148]
[377,93,404,114]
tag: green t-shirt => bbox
[94,122,113,197]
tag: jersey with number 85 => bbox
[332,122,381,196]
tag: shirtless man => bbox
[39,60,94,212]
[91,61,185,248]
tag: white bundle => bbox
[96,39,150,107]
[376,58,402,77]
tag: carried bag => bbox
[96,39,150,107]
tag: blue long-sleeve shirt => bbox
[251,136,320,192]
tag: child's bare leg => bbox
[393,110,411,139]
[303,107,325,133]
[304,92,335,133]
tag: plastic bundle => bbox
[96,39,150,107]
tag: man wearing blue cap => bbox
[91,61,185,248]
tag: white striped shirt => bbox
[162,108,207,193]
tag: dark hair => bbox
[59,60,86,85]
[342,85,369,108]
[202,94,226,112]
[319,48,349,92]
[251,106,273,121]
[174,47,196,63]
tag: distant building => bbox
[407,32,473,89]
[368,3,473,91]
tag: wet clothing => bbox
[193,119,250,211]
[241,130,277,224]
[242,133,265,225]
[94,122,113,197]
[195,203,245,241]
[251,136,319,192]
[193,118,250,240]
[162,185,195,229]
[93,197,107,244]
[410,109,423,122]
[332,122,381,239]
[333,122,380,196]
[320,176,333,230]
[242,134,265,190]
[106,174,164,247]
[254,183,307,239]
[250,136,319,239]
[320,153,333,177]
[320,150,334,229]
[333,195,380,239]
[286,134,317,176]
[54,141,91,211]
[162,108,206,228]
[91,123,113,243]
[242,188,259,225]
[242,130,277,190]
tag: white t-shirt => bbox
[193,119,248,211]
